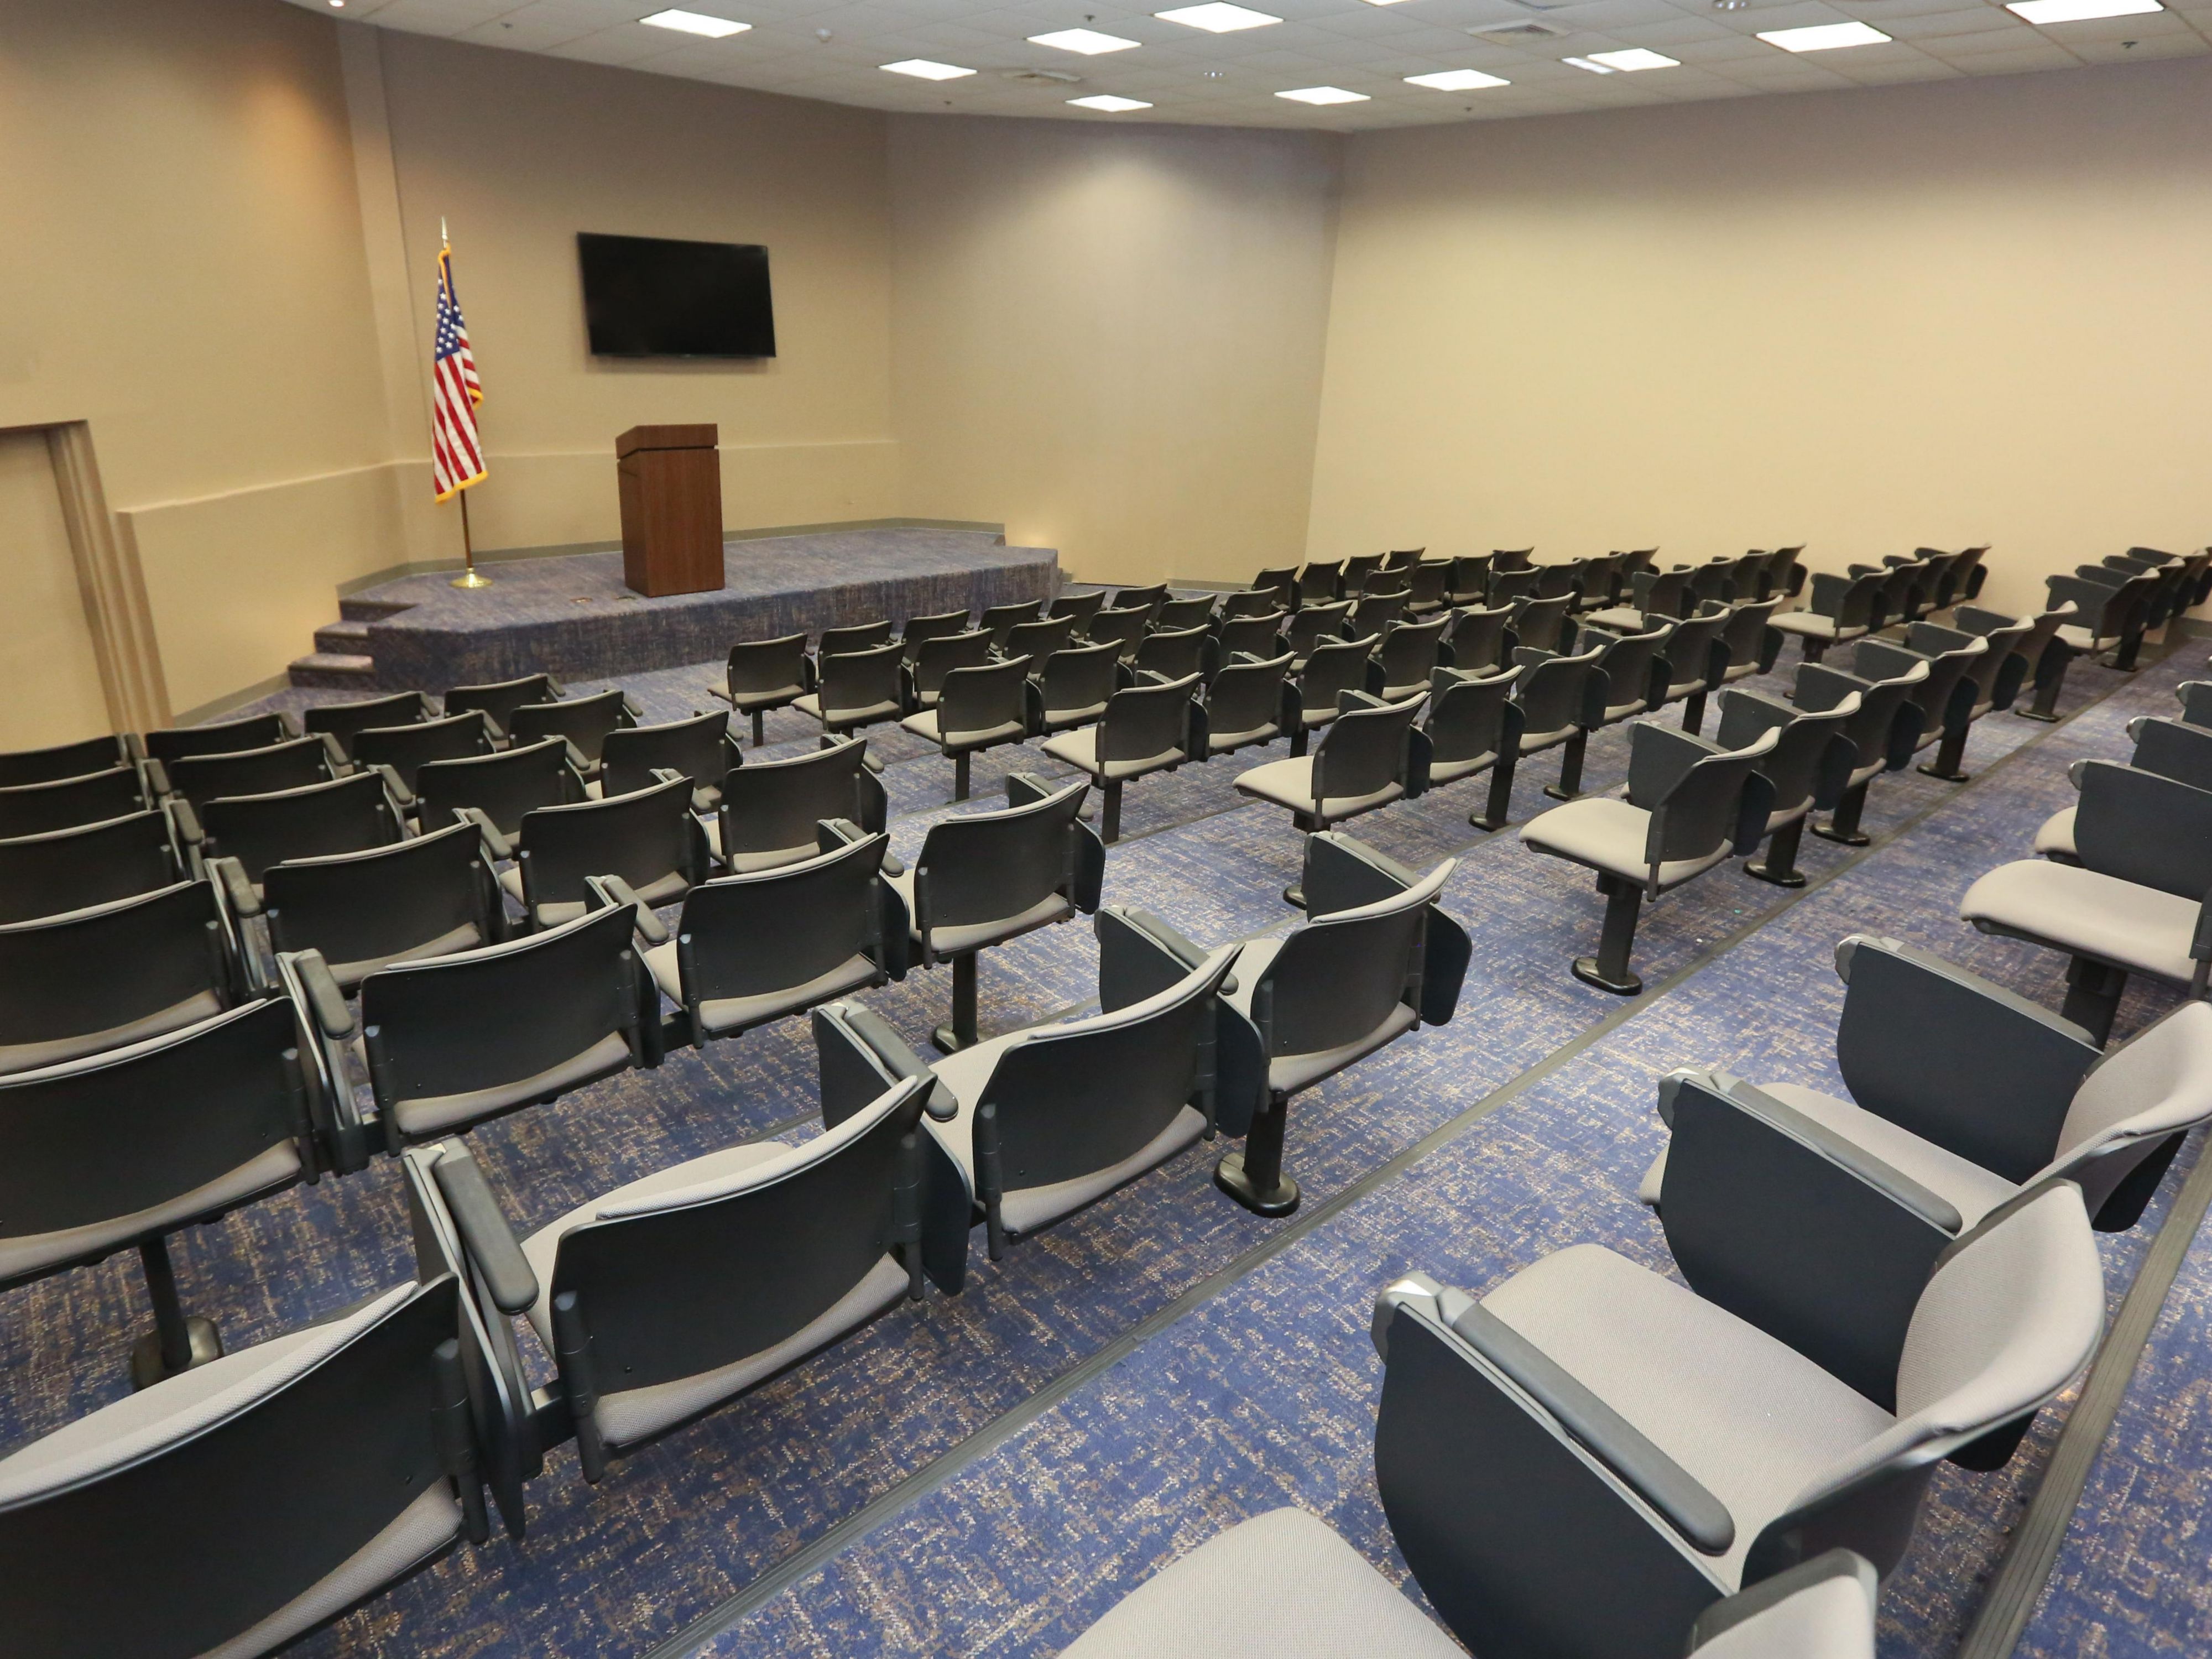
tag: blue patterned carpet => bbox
[8,625,2205,1659]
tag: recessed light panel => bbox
[1276,85,1370,103]
[880,58,976,78]
[1587,47,1679,69]
[1156,2,1281,32]
[1405,69,1511,90]
[2008,0,2160,20]
[1068,94,1155,109]
[639,9,751,37]
[1562,55,1617,72]
[1757,20,1892,49]
[1029,27,1142,53]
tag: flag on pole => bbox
[430,235,486,501]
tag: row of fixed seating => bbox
[0,807,1467,1656]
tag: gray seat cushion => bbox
[2034,806,2077,860]
[886,866,1072,957]
[1233,757,1402,825]
[1960,860,2200,983]
[1041,727,1183,782]
[1481,1244,1893,1589]
[641,940,881,1037]
[0,1141,302,1280]
[1770,613,1845,639]
[0,989,226,1078]
[499,866,686,928]
[900,709,1026,752]
[388,1030,634,1137]
[1059,1507,1464,1659]
[1519,796,1731,891]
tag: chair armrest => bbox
[476,711,508,744]
[431,1142,542,1316]
[367,763,415,811]
[291,947,358,1041]
[143,755,174,799]
[1095,906,1223,1013]
[544,675,567,698]
[1626,723,1721,811]
[167,793,203,847]
[210,853,263,920]
[560,738,593,776]
[313,731,351,775]
[817,815,868,852]
[1832,935,2096,1179]
[587,873,671,946]
[815,1002,957,1122]
[1006,771,1053,808]
[457,806,513,862]
[622,692,644,719]
[1656,1068,1955,1407]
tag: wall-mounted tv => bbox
[577,232,776,359]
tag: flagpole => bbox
[452,487,490,589]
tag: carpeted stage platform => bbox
[343,528,1058,689]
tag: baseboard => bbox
[173,672,293,728]
[335,518,1008,599]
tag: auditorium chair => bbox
[1519,722,1778,994]
[1345,589,1405,636]
[249,821,500,995]
[142,711,296,766]
[1215,609,1287,665]
[1027,640,1122,736]
[1154,594,1220,631]
[905,627,997,713]
[1953,601,2078,724]
[0,997,321,1387]
[1439,601,1515,674]
[1961,759,2212,1045]
[1043,671,1202,843]
[1235,693,1427,873]
[875,919,1240,1282]
[901,655,1033,800]
[1549,622,1673,799]
[295,899,659,1156]
[1714,595,1786,688]
[1571,551,1629,614]
[1846,633,1986,789]
[1297,560,1343,606]
[1129,622,1213,684]
[0,808,192,925]
[0,880,242,1076]
[794,638,905,741]
[1048,588,1108,632]
[713,735,886,872]
[1340,555,1385,597]
[0,731,140,789]
[1113,583,1170,613]
[504,772,707,931]
[302,690,433,760]
[1530,557,1586,607]
[1585,565,1694,634]
[1444,553,1493,608]
[1283,634,1380,758]
[415,1013,948,1484]
[1494,546,1536,573]
[1768,566,1887,664]
[197,771,407,903]
[2037,715,2212,862]
[1200,649,1293,760]
[152,733,344,811]
[599,709,740,811]
[509,687,641,785]
[1933,544,1986,609]
[1506,591,1575,655]
[1851,554,1930,629]
[899,607,973,665]
[416,738,588,859]
[1056,1511,1876,1659]
[443,673,564,735]
[717,633,813,747]
[1790,650,1928,847]
[1283,599,1354,670]
[1678,556,1741,612]
[2096,551,2193,637]
[1405,559,1453,617]
[1421,666,1520,820]
[1366,615,1449,702]
[1759,544,1809,602]
[354,708,498,795]
[2047,565,2156,672]
[1708,687,1857,889]
[0,1264,503,1659]
[624,827,900,1051]
[1641,938,2212,1252]
[1371,1181,2101,1659]
[1902,618,2027,781]
[981,598,1042,649]
[1467,633,1607,830]
[1086,604,1155,664]
[1242,567,1298,613]
[888,774,1104,1051]
[1214,838,1460,1216]
[816,617,894,659]
[1001,612,1077,662]
[1650,603,1734,735]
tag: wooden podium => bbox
[616,424,724,597]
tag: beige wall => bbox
[1306,57,2212,620]
[372,32,899,555]
[887,117,1339,588]
[0,432,108,750]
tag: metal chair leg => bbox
[129,1236,222,1391]
[1215,1089,1301,1216]
[933,951,980,1053]
[1745,815,1808,888]
[1571,875,1644,995]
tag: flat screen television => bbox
[577,232,776,359]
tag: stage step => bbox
[288,651,377,689]
[338,595,414,624]
[314,619,372,654]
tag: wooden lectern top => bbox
[615,423,719,459]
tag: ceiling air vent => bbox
[1001,67,1084,84]
[1468,18,1569,40]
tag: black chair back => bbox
[1445,555,1492,606]
[1341,555,1385,597]
[671,832,892,1020]
[1086,605,1154,661]
[900,608,972,664]
[1293,635,1379,718]
[264,820,495,989]
[818,618,893,656]
[1206,651,1292,749]
[1425,667,1517,771]
[0,881,233,1071]
[601,711,738,803]
[1285,600,1354,662]
[1795,655,1929,777]
[1246,568,1297,610]
[1442,603,1514,672]
[1131,623,1211,682]
[2073,761,2212,900]
[980,600,1044,649]
[1004,614,1077,661]
[0,810,181,925]
[518,774,696,920]
[510,687,635,766]
[1297,561,1343,604]
[444,674,562,731]
[910,778,1091,957]
[165,737,333,808]
[143,713,293,765]
[0,734,134,789]
[933,658,1032,750]
[1313,696,1420,804]
[1371,615,1448,697]
[1256,860,1448,1066]
[1656,604,1732,700]
[1047,589,1107,630]
[812,639,905,728]
[1714,689,1856,820]
[1030,641,1121,731]
[1154,595,1218,631]
[1100,673,1198,767]
[303,692,431,760]
[911,629,996,706]
[723,635,810,707]
[416,738,582,838]
[354,711,496,794]
[718,738,884,870]
[202,772,404,885]
[1719,595,1786,682]
[1113,584,1168,612]
[1217,611,1286,662]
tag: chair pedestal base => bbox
[1572,877,1646,995]
[1745,817,1807,888]
[132,1317,223,1391]
[2060,956,2127,1048]
[1571,954,1643,996]
[1811,781,1871,847]
[931,952,980,1053]
[1214,1150,1301,1217]
[750,711,767,748]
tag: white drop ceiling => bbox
[285,0,2212,128]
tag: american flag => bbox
[430,239,486,500]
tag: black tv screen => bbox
[577,232,775,359]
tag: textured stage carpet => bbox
[4,628,2204,1659]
